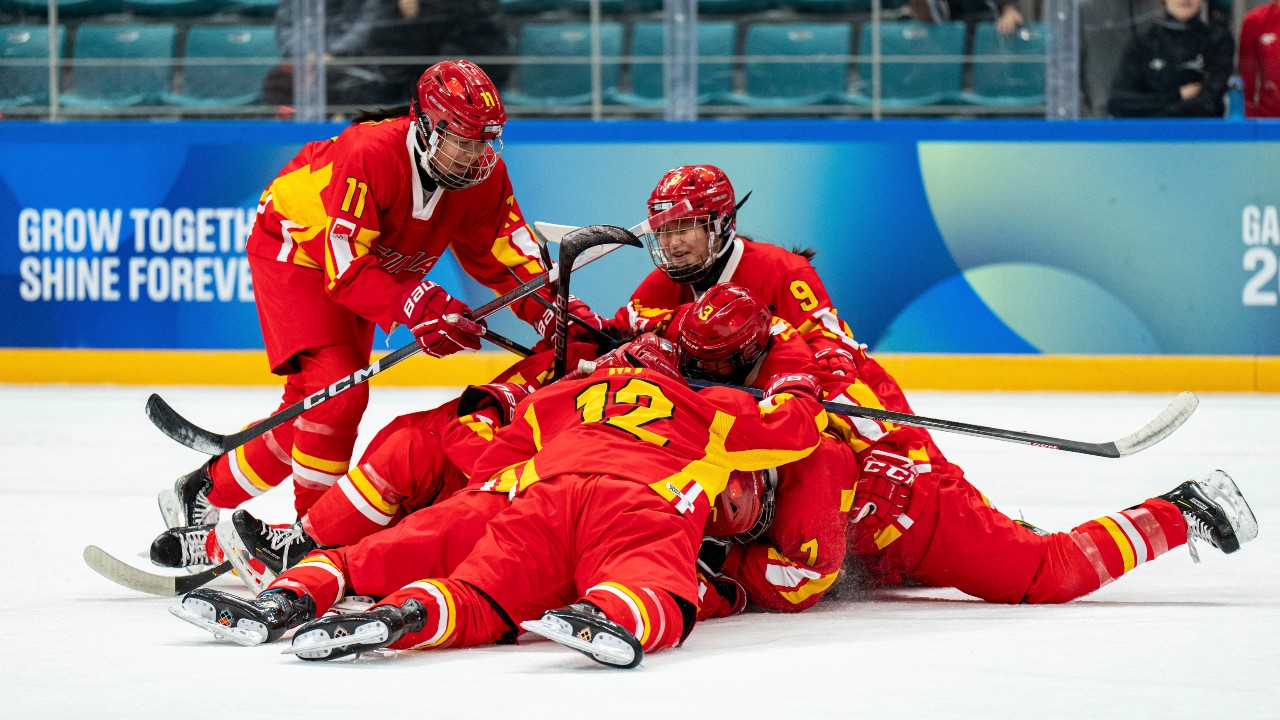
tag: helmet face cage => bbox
[411,60,506,191]
[644,165,737,284]
[413,104,503,191]
[730,467,777,544]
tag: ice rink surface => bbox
[1,384,1276,719]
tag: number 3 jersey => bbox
[245,116,547,331]
[468,366,829,523]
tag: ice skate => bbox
[230,509,315,574]
[1158,470,1259,561]
[150,523,225,570]
[169,588,315,646]
[216,517,277,595]
[284,599,425,661]
[157,461,220,529]
[520,603,644,669]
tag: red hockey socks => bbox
[583,582,686,654]
[377,579,510,651]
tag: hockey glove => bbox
[851,448,916,531]
[457,381,534,426]
[762,372,823,404]
[393,280,484,358]
[813,346,858,377]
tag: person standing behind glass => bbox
[1239,0,1280,117]
[263,0,397,109]
[1107,0,1234,117]
[374,0,510,107]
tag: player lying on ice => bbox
[663,289,1260,614]
[170,333,831,668]
[149,342,601,592]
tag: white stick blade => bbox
[1112,391,1199,457]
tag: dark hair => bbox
[351,104,411,124]
[791,246,817,261]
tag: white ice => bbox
[2,385,1276,719]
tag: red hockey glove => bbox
[393,280,484,358]
[696,538,746,620]
[457,381,533,425]
[762,372,823,404]
[852,448,916,531]
[813,346,857,377]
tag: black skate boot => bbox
[170,588,315,646]
[285,599,426,661]
[1157,470,1259,562]
[520,603,644,669]
[158,460,220,529]
[230,509,316,574]
[150,523,225,569]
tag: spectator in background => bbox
[907,0,1028,36]
[1106,0,1234,117]
[375,0,510,106]
[263,0,397,109]
[1239,0,1280,118]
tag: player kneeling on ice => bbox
[171,333,830,668]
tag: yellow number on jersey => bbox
[800,539,819,567]
[574,378,674,447]
[341,177,368,219]
[790,280,819,311]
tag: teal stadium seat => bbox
[960,22,1045,106]
[504,22,622,107]
[562,0,660,12]
[848,21,965,108]
[124,0,228,16]
[698,0,775,14]
[788,0,907,11]
[5,0,123,17]
[60,23,177,110]
[223,0,278,16]
[163,24,278,108]
[730,22,851,107]
[1,25,65,109]
[611,21,735,108]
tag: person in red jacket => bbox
[155,60,554,542]
[1240,1,1280,117]
[170,334,830,668]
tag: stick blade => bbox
[561,224,644,262]
[145,393,226,456]
[84,545,233,596]
[1111,391,1199,457]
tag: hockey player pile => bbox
[88,60,1259,669]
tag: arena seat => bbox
[611,20,735,108]
[698,0,775,14]
[561,0,661,13]
[727,22,851,107]
[500,0,551,14]
[960,22,1046,106]
[503,22,622,107]
[5,0,122,16]
[162,24,278,108]
[124,0,228,16]
[847,21,965,108]
[59,23,177,110]
[223,0,278,16]
[0,24,65,109]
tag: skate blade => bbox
[520,618,635,667]
[282,622,389,659]
[168,603,267,647]
[1207,470,1260,545]
[217,518,275,595]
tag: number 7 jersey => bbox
[468,366,829,522]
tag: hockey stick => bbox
[686,379,1199,458]
[146,200,691,456]
[553,225,643,377]
[83,545,233,596]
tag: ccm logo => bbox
[303,362,381,408]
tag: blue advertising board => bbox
[4,119,1279,356]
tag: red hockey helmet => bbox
[644,165,738,283]
[410,60,507,190]
[585,333,686,387]
[706,468,777,544]
[677,283,771,383]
